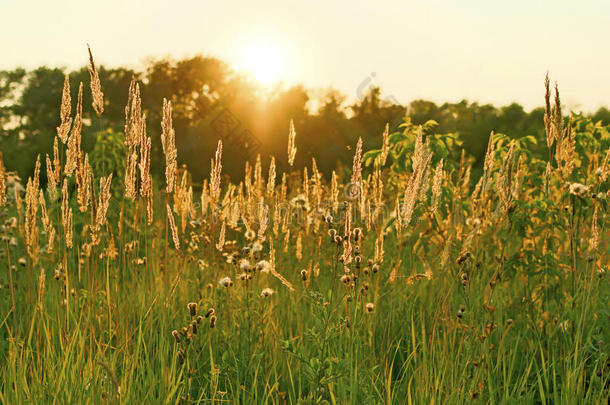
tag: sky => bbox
[2,0,609,112]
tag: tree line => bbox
[1,55,609,183]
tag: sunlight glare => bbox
[239,41,285,85]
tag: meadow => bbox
[0,51,608,404]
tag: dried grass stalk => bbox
[57,74,72,143]
[87,44,104,116]
[288,119,297,166]
[161,98,177,193]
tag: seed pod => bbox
[187,302,197,317]
[191,320,198,334]
[328,229,337,239]
[204,308,215,318]
[209,315,217,328]
[172,330,181,343]
[456,252,471,265]
[365,302,375,313]
[196,315,203,324]
[371,263,379,274]
[300,269,308,281]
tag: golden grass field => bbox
[0,50,608,404]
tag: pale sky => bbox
[2,0,609,112]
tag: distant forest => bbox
[2,55,610,183]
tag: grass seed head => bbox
[219,277,233,287]
[187,302,197,317]
[260,287,274,297]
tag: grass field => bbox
[0,62,608,404]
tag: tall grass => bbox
[0,51,608,404]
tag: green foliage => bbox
[89,129,127,182]
[363,117,462,174]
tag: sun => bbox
[239,41,285,85]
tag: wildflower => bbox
[204,308,215,318]
[196,316,203,324]
[187,302,197,317]
[371,263,379,274]
[466,218,481,227]
[260,287,274,297]
[210,315,217,328]
[244,229,256,241]
[239,272,251,281]
[290,195,309,210]
[365,302,375,313]
[340,274,350,284]
[239,258,251,272]
[569,182,588,197]
[191,320,198,334]
[353,227,362,242]
[251,241,263,253]
[300,269,308,281]
[256,260,272,273]
[18,257,26,266]
[219,277,233,287]
[171,330,181,343]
